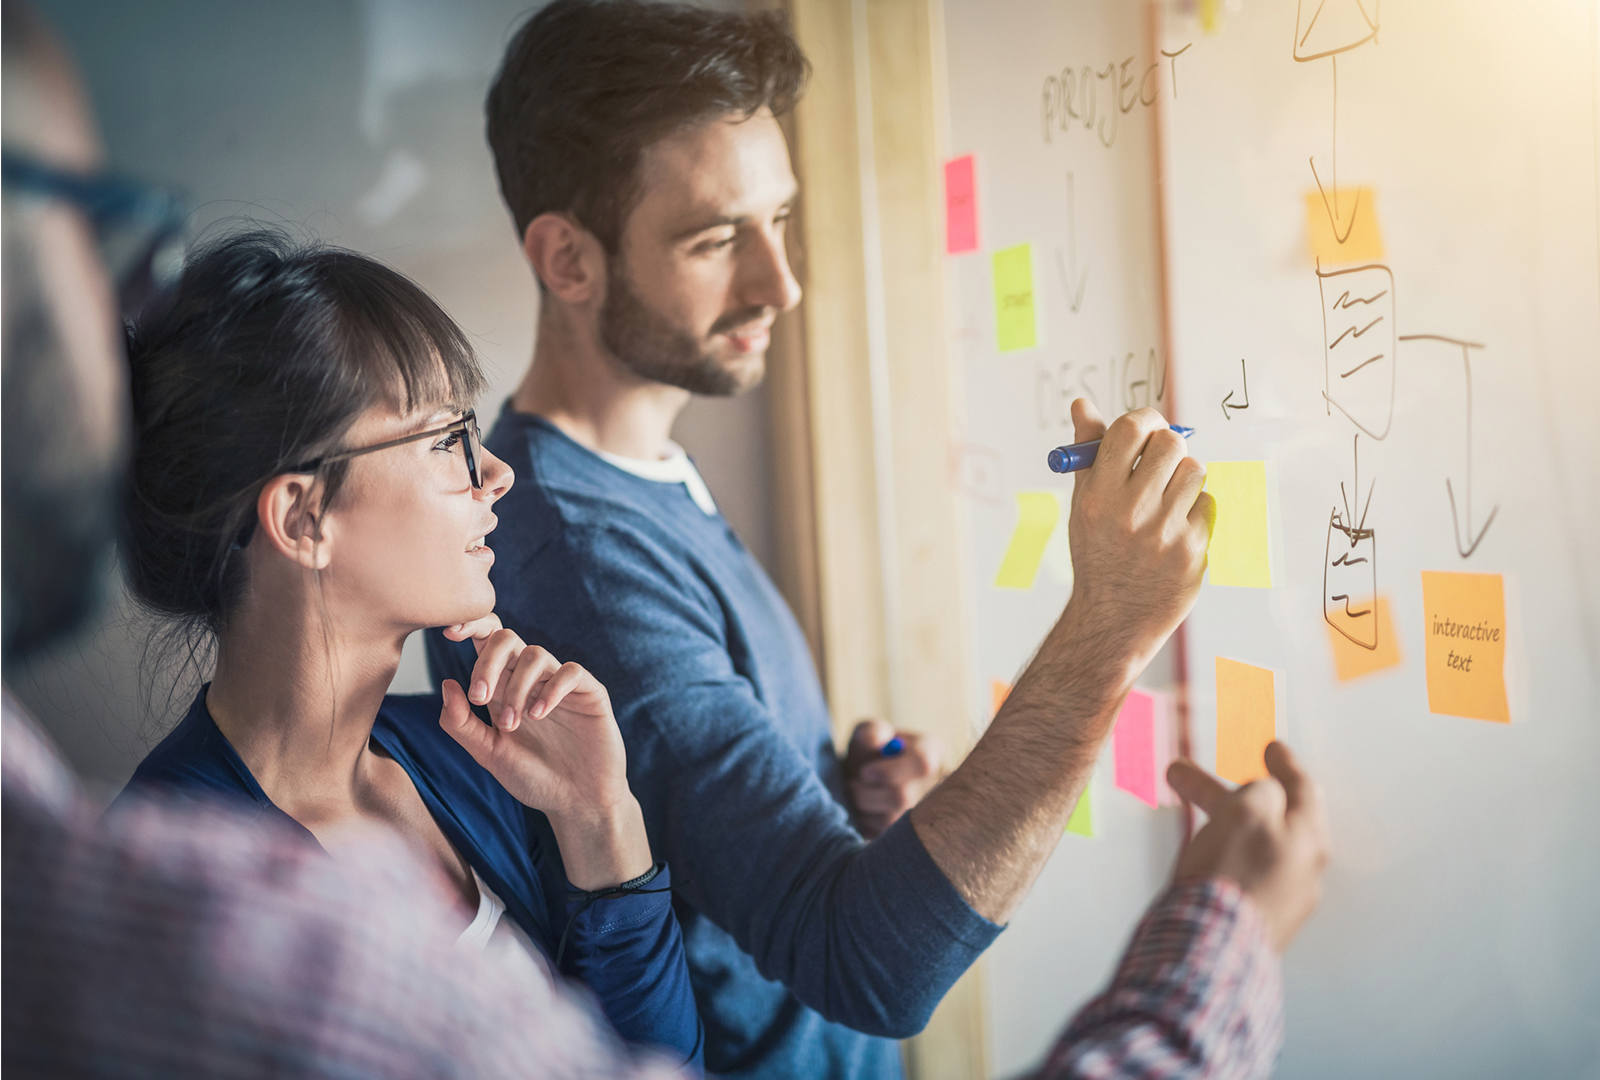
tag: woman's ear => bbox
[523,212,606,305]
[255,474,333,571]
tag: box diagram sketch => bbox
[1319,262,1395,440]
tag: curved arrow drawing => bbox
[1221,358,1250,420]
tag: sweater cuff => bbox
[875,812,1004,950]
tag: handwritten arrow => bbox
[1308,54,1360,245]
[1221,358,1250,420]
[1398,333,1497,558]
[1055,173,1089,313]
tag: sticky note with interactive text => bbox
[1421,571,1509,722]
[1216,657,1275,784]
[1203,461,1272,588]
[944,155,978,254]
[992,244,1037,352]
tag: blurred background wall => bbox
[8,0,775,795]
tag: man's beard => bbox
[598,258,768,397]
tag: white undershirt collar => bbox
[594,441,719,516]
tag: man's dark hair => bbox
[486,0,809,257]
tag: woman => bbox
[114,229,702,1066]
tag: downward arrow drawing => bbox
[1398,334,1497,558]
[1221,358,1250,420]
[1308,55,1361,244]
[1055,173,1089,313]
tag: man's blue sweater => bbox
[428,407,1001,1079]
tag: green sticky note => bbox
[1065,780,1094,837]
[992,243,1037,352]
[1203,461,1272,588]
[994,492,1060,589]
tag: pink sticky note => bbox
[1114,690,1159,808]
[944,155,978,254]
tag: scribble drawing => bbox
[1221,358,1249,420]
[1398,335,1499,558]
[1324,434,1378,650]
[1294,0,1380,62]
[1319,262,1395,440]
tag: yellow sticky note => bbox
[1327,594,1404,681]
[992,243,1037,352]
[1065,780,1093,837]
[1305,186,1385,265]
[1203,461,1272,588]
[1216,657,1275,784]
[1421,571,1509,722]
[990,679,1012,720]
[994,492,1059,589]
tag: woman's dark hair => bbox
[122,227,484,639]
[485,0,810,256]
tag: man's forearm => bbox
[910,600,1141,924]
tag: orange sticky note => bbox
[1305,186,1385,265]
[1216,658,1275,784]
[1326,594,1404,681]
[1421,571,1509,722]
[990,679,1012,720]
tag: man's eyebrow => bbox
[669,195,798,243]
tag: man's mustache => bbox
[708,307,772,337]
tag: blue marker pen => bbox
[881,736,905,758]
[1047,425,1195,473]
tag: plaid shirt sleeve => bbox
[1027,877,1284,1080]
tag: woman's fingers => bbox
[445,611,503,648]
[438,679,495,765]
[528,661,591,720]
[497,646,561,731]
[468,627,526,706]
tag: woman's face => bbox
[316,402,513,634]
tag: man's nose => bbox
[739,226,802,314]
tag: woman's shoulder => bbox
[373,694,514,805]
[115,687,270,812]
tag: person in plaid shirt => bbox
[1,5,1328,1077]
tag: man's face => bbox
[1,24,128,660]
[599,109,802,396]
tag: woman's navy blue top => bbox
[117,688,703,1068]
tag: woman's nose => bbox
[476,447,514,501]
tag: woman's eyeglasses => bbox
[292,411,484,490]
[1,149,189,315]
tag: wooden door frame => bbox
[759,0,989,1075]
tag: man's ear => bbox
[523,212,606,305]
[254,474,333,571]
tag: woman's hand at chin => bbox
[437,614,653,890]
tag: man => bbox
[429,2,1331,1076]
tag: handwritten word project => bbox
[1216,658,1275,784]
[944,155,979,254]
[1203,461,1273,588]
[1040,45,1191,149]
[1421,571,1509,722]
[993,244,1038,352]
[994,492,1059,589]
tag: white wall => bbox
[12,0,773,792]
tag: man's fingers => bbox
[1092,407,1171,483]
[438,679,495,764]
[1163,456,1208,520]
[850,781,912,815]
[1267,741,1330,843]
[1069,395,1108,444]
[1237,773,1289,822]
[1188,489,1218,540]
[1167,758,1232,815]
[849,718,896,754]
[859,748,935,785]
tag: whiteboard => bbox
[938,1,1600,1077]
